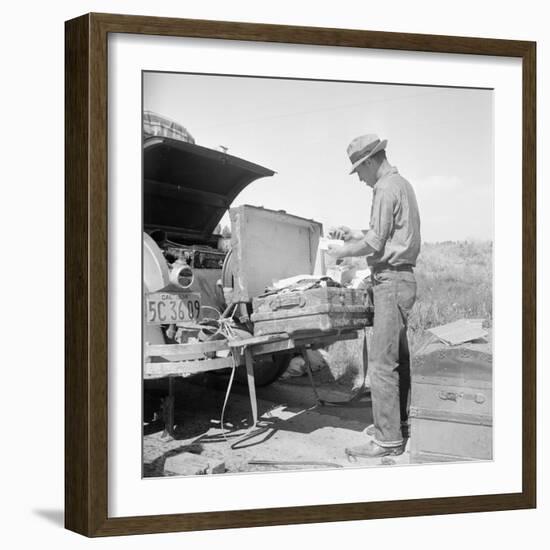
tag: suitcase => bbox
[410,334,492,463]
[251,287,370,337]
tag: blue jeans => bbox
[369,269,417,447]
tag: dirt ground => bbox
[143,363,413,477]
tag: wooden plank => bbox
[244,349,258,426]
[229,330,360,354]
[145,340,229,357]
[144,357,235,379]
[251,339,297,356]
[149,352,210,361]
[227,333,288,348]
[295,330,359,345]
[248,330,359,356]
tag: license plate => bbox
[145,292,201,325]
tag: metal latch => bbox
[438,390,486,404]
[438,390,458,401]
[474,393,486,404]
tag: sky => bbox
[143,72,493,243]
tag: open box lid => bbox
[144,136,274,244]
[229,205,324,302]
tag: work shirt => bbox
[363,166,421,269]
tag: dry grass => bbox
[408,240,493,351]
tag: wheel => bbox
[234,353,291,387]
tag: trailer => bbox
[145,327,362,436]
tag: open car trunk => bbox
[144,136,275,244]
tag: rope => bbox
[202,303,249,443]
[197,302,276,447]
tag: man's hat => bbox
[347,134,387,174]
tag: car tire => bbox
[234,353,290,387]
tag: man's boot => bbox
[345,440,404,459]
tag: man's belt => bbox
[371,263,414,274]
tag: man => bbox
[327,134,421,458]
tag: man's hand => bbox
[327,242,346,259]
[328,225,363,242]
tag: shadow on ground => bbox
[143,372,372,441]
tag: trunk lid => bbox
[144,136,274,244]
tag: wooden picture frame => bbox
[65,12,536,537]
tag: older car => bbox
[143,113,289,387]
